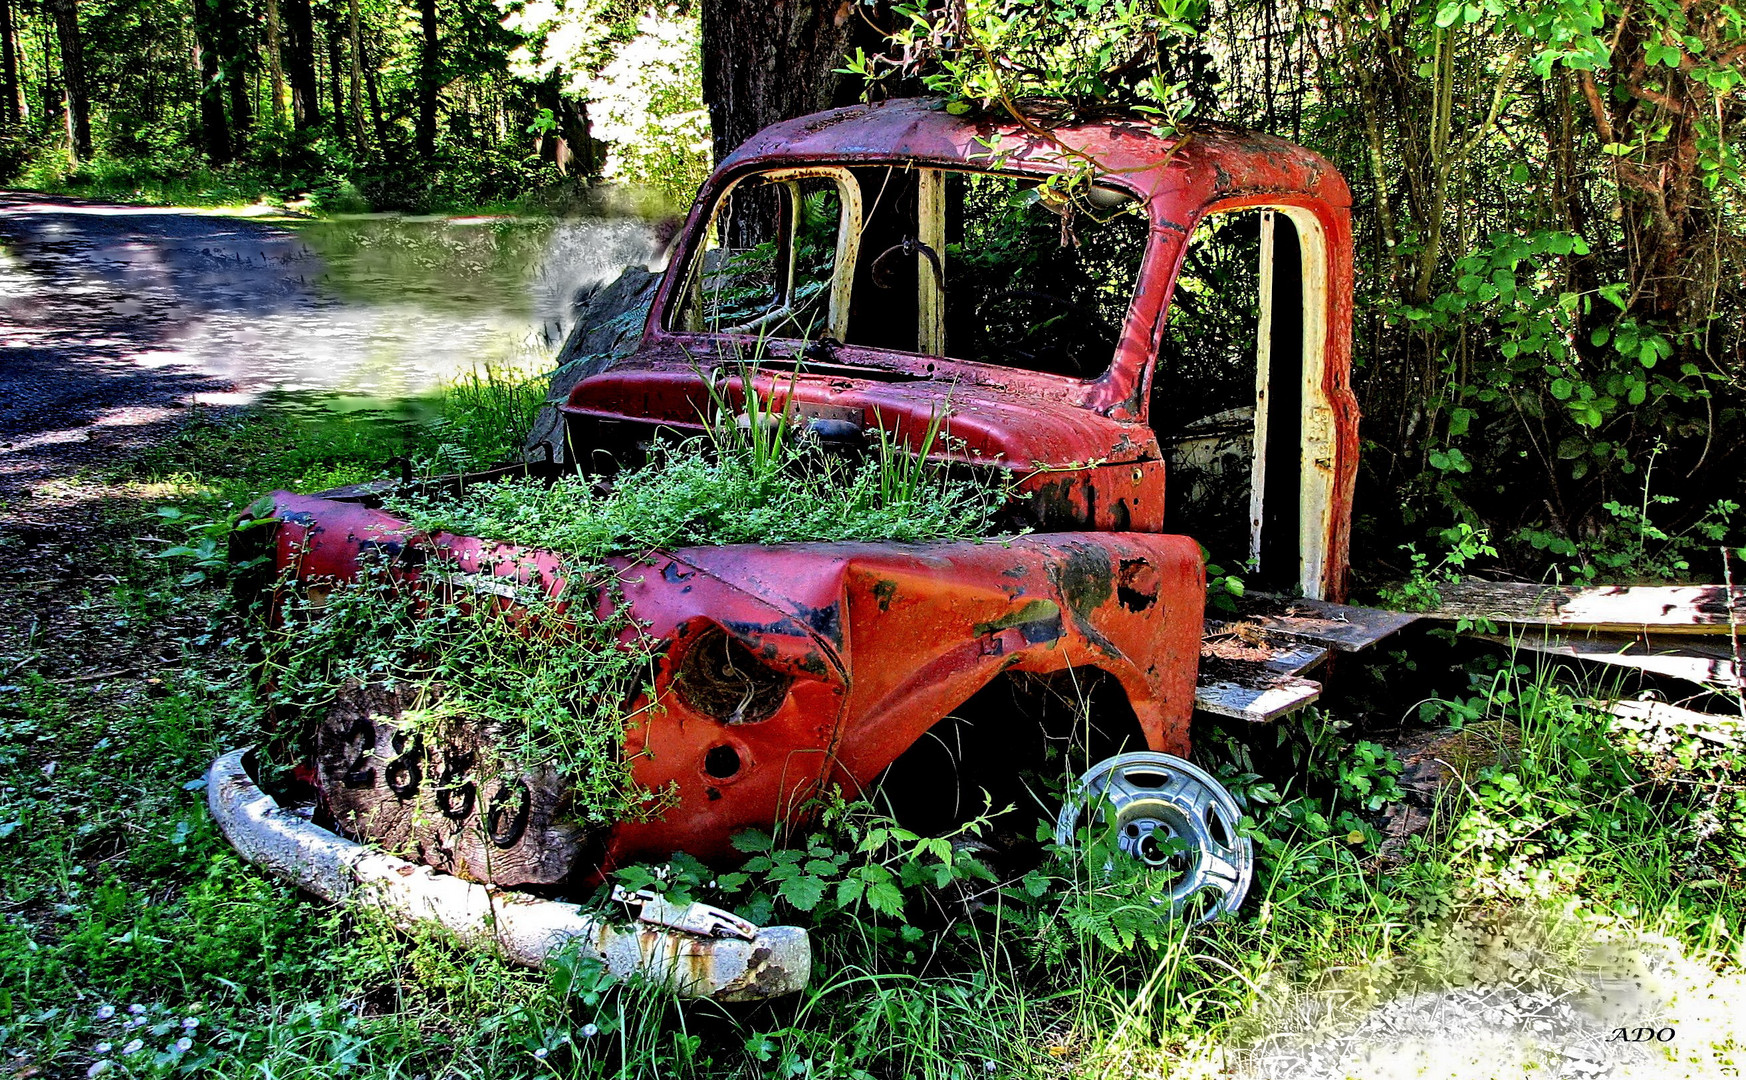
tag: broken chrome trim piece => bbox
[204,749,810,1000]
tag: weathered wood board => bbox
[1599,698,1743,748]
[1196,621,1329,721]
[1430,580,1746,635]
[1476,628,1742,690]
[1230,594,1422,652]
[1194,671,1323,722]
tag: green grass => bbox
[388,364,1006,557]
[1,373,1741,1079]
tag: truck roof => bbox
[716,97,1351,224]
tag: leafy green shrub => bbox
[1515,451,1743,583]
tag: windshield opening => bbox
[668,165,1149,380]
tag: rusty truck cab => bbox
[566,98,1359,603]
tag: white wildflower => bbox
[534,1048,548,1060]
[181,1017,198,1030]
[175,1037,193,1052]
[86,1062,111,1078]
[121,1039,143,1055]
[126,1004,145,1016]
[580,1023,599,1038]
[94,1005,115,1020]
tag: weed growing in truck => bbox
[246,551,664,828]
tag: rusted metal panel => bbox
[263,490,1203,877]
[570,98,1357,574]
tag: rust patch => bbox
[872,579,898,611]
[1115,557,1159,613]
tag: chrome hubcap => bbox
[1055,751,1254,924]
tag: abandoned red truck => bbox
[211,98,1418,994]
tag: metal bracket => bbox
[611,886,759,941]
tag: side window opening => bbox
[1152,209,1309,594]
[940,172,1145,378]
[679,170,859,340]
[670,166,1147,380]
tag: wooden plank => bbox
[1598,698,1743,748]
[1195,672,1322,722]
[1196,620,1326,721]
[1203,621,1329,676]
[1430,580,1745,635]
[1229,594,1422,653]
[1477,629,1742,691]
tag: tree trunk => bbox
[533,74,592,173]
[0,0,21,128]
[698,0,883,243]
[264,0,286,123]
[281,0,319,128]
[415,0,437,157]
[323,2,347,148]
[41,14,62,137]
[346,0,366,153]
[45,0,89,160]
[217,0,251,155]
[191,0,230,160]
[569,98,596,176]
[699,0,882,160]
[360,31,385,146]
[1581,11,1735,332]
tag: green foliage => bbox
[417,362,551,474]
[1424,660,1746,908]
[1203,552,1246,615]
[4,0,706,212]
[851,0,1212,123]
[583,9,712,205]
[250,553,658,818]
[150,505,274,587]
[1516,448,1744,583]
[1380,522,1497,610]
[614,797,998,932]
[388,402,1011,559]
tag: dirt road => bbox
[0,191,651,513]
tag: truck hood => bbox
[559,351,1160,471]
